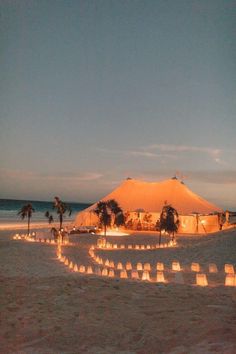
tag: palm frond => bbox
[18,203,35,219]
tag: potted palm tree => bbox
[53,197,72,231]
[45,197,72,231]
[159,204,179,245]
[93,199,125,238]
[18,203,35,237]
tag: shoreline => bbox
[0,221,72,231]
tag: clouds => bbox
[97,143,228,166]
[0,168,105,202]
[130,144,227,166]
[140,144,225,165]
[1,144,236,206]
[126,150,177,159]
[187,170,236,185]
[0,168,103,182]
[144,144,221,158]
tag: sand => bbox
[0,228,236,354]
[0,221,71,231]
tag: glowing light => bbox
[89,251,94,258]
[156,271,165,283]
[136,263,143,271]
[87,266,93,274]
[109,261,115,268]
[128,245,133,249]
[131,270,139,279]
[191,263,201,272]
[120,270,128,279]
[69,261,74,269]
[144,263,151,271]
[64,258,69,266]
[225,274,235,287]
[97,238,106,248]
[117,262,123,270]
[196,273,208,286]
[105,259,110,267]
[89,248,94,257]
[156,262,164,271]
[209,263,218,273]
[125,262,132,270]
[73,264,78,272]
[98,258,103,265]
[79,265,85,273]
[98,230,129,236]
[142,270,150,281]
[108,269,115,277]
[224,264,234,274]
[172,261,181,271]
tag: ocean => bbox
[0,199,91,224]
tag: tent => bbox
[74,177,223,233]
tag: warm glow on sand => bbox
[142,270,150,281]
[156,271,165,283]
[97,230,129,236]
[12,228,236,290]
[196,273,208,287]
[225,274,235,287]
[191,262,201,272]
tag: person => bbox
[218,213,224,230]
[61,227,69,243]
[225,210,230,225]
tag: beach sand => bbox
[0,228,236,354]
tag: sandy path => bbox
[0,229,236,354]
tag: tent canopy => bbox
[74,177,222,226]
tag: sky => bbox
[0,0,236,208]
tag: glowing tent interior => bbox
[74,177,223,234]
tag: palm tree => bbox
[53,196,72,230]
[93,199,125,237]
[45,211,54,224]
[18,203,35,236]
[159,204,179,244]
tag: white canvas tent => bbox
[74,177,223,233]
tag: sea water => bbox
[0,199,91,224]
